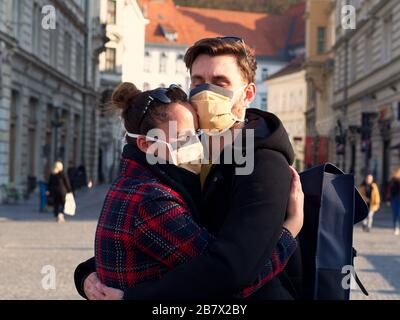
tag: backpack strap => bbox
[352,248,369,296]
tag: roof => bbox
[138,0,305,58]
[267,54,305,80]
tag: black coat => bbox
[74,109,295,300]
[47,172,72,201]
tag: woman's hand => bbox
[83,272,123,300]
[83,272,106,300]
[283,166,304,238]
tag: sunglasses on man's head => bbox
[138,84,187,129]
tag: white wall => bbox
[266,69,307,170]
[142,45,190,92]
[250,59,287,111]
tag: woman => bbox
[360,173,380,232]
[47,161,72,223]
[389,168,400,235]
[77,82,303,299]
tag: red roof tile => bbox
[139,0,305,57]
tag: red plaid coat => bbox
[95,156,297,297]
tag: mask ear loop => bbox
[126,132,178,165]
[232,84,249,123]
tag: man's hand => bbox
[83,272,123,300]
[283,166,304,238]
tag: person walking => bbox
[359,173,380,232]
[388,168,400,235]
[46,161,72,223]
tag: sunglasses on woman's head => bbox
[138,84,187,129]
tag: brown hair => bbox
[184,37,257,83]
[111,82,187,143]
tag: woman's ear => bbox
[136,136,152,153]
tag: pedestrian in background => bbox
[360,173,380,232]
[46,161,72,223]
[388,168,400,236]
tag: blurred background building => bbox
[138,0,305,110]
[266,55,307,172]
[303,0,336,170]
[2,0,400,203]
[97,0,147,184]
[0,0,109,201]
[332,0,400,193]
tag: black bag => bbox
[285,163,369,300]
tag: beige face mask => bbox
[189,83,247,135]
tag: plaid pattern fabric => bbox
[95,156,297,295]
[95,157,211,290]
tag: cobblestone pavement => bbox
[0,185,109,300]
[0,185,399,300]
[350,206,400,300]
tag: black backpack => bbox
[282,163,369,300]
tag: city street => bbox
[0,184,399,300]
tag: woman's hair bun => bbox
[111,82,142,111]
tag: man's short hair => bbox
[184,37,257,84]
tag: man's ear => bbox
[244,83,256,106]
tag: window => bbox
[12,0,21,40]
[383,15,393,62]
[64,33,72,76]
[364,33,372,73]
[261,67,269,81]
[261,93,267,110]
[76,43,84,83]
[143,82,150,91]
[144,51,151,72]
[350,43,357,82]
[159,52,167,74]
[176,54,185,74]
[105,48,117,72]
[317,27,326,54]
[107,0,117,24]
[49,24,58,67]
[32,3,42,55]
[28,98,39,177]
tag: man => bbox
[74,37,303,299]
[360,173,380,232]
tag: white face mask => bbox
[126,131,204,174]
[189,83,247,135]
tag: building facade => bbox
[266,56,307,172]
[138,0,305,111]
[332,0,400,191]
[97,0,147,183]
[0,0,106,201]
[303,0,336,169]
